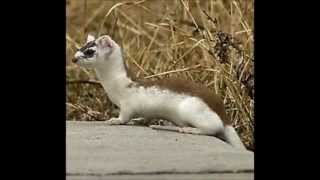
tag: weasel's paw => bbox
[105,118,122,125]
[149,125,159,129]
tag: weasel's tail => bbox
[222,125,247,150]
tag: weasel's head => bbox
[72,34,119,68]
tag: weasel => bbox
[72,34,247,150]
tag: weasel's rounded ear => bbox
[86,34,95,43]
[97,35,113,49]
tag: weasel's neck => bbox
[94,50,133,107]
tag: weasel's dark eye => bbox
[84,49,95,56]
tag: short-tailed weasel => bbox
[73,34,246,150]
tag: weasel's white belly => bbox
[120,86,219,126]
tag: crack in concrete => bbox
[67,169,254,176]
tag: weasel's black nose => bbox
[72,57,78,63]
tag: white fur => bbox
[87,34,95,42]
[73,35,247,150]
[74,51,83,60]
[222,125,246,150]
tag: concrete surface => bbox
[68,173,253,180]
[66,121,254,180]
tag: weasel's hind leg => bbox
[184,113,225,136]
[178,97,224,136]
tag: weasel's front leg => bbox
[105,109,132,125]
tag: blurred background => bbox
[66,0,254,150]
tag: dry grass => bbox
[66,0,254,150]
